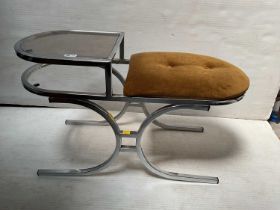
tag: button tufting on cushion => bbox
[123,52,249,100]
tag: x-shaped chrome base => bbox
[37,99,218,184]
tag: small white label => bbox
[64,53,77,58]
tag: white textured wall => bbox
[0,0,280,120]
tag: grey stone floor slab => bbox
[0,107,280,210]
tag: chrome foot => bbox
[142,103,207,133]
[149,169,219,184]
[152,120,204,132]
[65,119,108,126]
[37,168,101,176]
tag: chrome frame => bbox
[22,63,224,184]
[14,30,246,184]
[65,67,130,126]
[136,104,218,184]
[38,98,122,176]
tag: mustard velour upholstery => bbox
[123,52,250,100]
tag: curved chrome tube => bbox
[141,103,207,132]
[65,67,129,125]
[37,98,122,176]
[65,102,129,126]
[136,104,219,184]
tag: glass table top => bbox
[14,30,124,65]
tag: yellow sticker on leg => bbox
[122,130,131,135]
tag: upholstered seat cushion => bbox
[123,52,249,100]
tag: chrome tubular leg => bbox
[65,67,128,126]
[37,98,122,176]
[136,104,219,184]
[112,67,125,85]
[141,103,208,133]
[65,102,129,126]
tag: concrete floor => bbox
[271,122,280,139]
[1,107,280,210]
